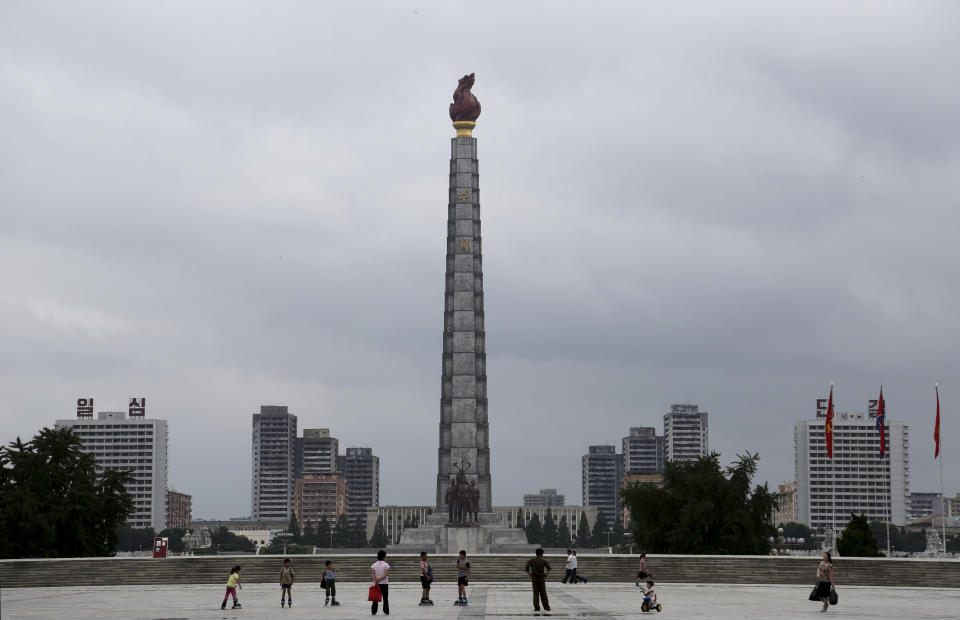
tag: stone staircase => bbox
[1,554,958,588]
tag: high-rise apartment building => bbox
[294,472,347,528]
[55,410,168,530]
[663,404,709,462]
[910,492,944,519]
[251,406,298,521]
[522,488,566,507]
[166,489,192,530]
[773,482,797,526]
[622,426,665,474]
[795,410,910,530]
[338,447,380,527]
[581,445,623,529]
[297,428,339,476]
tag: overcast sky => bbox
[2,1,958,519]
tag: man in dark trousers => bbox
[525,548,552,613]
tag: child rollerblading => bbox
[279,557,294,607]
[454,549,471,606]
[220,565,242,609]
[419,551,435,606]
[322,560,339,606]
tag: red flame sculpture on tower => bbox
[449,73,481,122]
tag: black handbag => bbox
[829,586,838,606]
[808,586,819,601]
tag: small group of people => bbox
[218,557,339,610]
[217,549,668,614]
[370,548,468,614]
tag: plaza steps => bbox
[1,553,958,588]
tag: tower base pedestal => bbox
[394,512,529,554]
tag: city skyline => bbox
[2,2,958,519]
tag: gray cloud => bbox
[1,1,958,518]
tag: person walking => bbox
[635,553,654,585]
[371,549,391,615]
[526,548,552,613]
[570,550,580,583]
[816,552,834,613]
[562,550,574,584]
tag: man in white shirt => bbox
[370,550,390,615]
[570,550,580,583]
[562,550,575,583]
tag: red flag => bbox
[826,385,834,459]
[876,387,886,458]
[935,385,941,459]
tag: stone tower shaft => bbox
[435,133,492,513]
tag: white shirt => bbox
[570,555,578,569]
[371,560,390,584]
[565,555,574,569]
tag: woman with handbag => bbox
[815,552,834,612]
[370,549,390,615]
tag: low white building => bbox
[56,410,168,530]
[795,411,910,530]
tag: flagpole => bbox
[826,381,837,552]
[885,386,891,556]
[887,453,891,556]
[937,383,946,555]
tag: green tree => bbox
[288,514,301,542]
[947,535,960,553]
[158,528,186,553]
[780,521,813,539]
[868,522,926,554]
[576,511,592,547]
[370,516,389,548]
[317,516,332,547]
[301,521,315,546]
[542,508,558,547]
[838,514,881,557]
[116,526,156,552]
[351,516,368,548]
[210,526,256,552]
[591,512,610,548]
[333,514,351,548]
[0,427,134,558]
[557,515,572,548]
[779,522,818,550]
[525,513,542,544]
[621,453,775,555]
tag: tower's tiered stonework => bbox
[435,127,493,513]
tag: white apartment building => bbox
[663,404,709,462]
[56,411,168,530]
[622,426,665,474]
[252,405,298,520]
[795,411,910,530]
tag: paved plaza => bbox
[2,582,957,619]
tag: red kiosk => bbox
[152,537,168,558]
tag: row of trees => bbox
[522,509,628,548]
[0,428,134,558]
[279,514,392,551]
